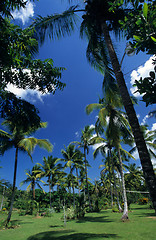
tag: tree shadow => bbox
[27,230,118,240]
[76,216,113,223]
[49,224,64,228]
[133,212,156,218]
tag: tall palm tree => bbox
[32,0,156,213]
[60,144,81,208]
[87,94,134,219]
[73,125,95,209]
[0,120,52,227]
[37,155,63,207]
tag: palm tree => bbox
[20,165,45,201]
[60,144,80,208]
[124,163,144,191]
[73,125,95,209]
[32,0,156,213]
[71,149,84,197]
[86,94,134,219]
[37,156,63,207]
[130,125,156,161]
[0,120,52,227]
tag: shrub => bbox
[138,198,148,205]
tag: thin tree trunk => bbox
[107,149,113,208]
[102,22,156,214]
[76,167,81,197]
[118,147,128,220]
[49,177,52,208]
[70,168,75,208]
[110,149,122,212]
[5,147,18,227]
[84,147,92,210]
[0,185,6,211]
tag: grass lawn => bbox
[0,204,155,240]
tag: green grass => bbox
[0,205,155,240]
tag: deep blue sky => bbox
[0,0,155,191]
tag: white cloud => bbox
[130,55,155,97]
[141,114,150,125]
[12,1,34,24]
[151,123,156,131]
[6,83,48,103]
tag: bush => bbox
[66,206,75,220]
[138,198,148,205]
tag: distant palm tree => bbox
[20,165,45,201]
[60,144,81,208]
[0,120,52,227]
[130,125,156,161]
[73,125,95,209]
[86,94,134,219]
[124,163,144,191]
[37,156,63,207]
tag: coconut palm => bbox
[0,120,52,226]
[124,163,144,191]
[60,144,81,208]
[71,149,84,197]
[130,125,156,161]
[87,93,134,219]
[20,165,45,201]
[37,156,63,207]
[31,0,156,212]
[73,125,95,209]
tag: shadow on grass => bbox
[76,216,113,223]
[133,211,156,218]
[27,230,118,240]
[49,224,64,228]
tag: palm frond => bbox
[86,103,103,115]
[31,6,79,44]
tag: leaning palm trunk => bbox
[118,147,128,220]
[5,147,18,227]
[102,22,156,214]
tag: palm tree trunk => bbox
[70,167,75,208]
[0,185,6,211]
[118,147,128,220]
[5,147,18,227]
[48,177,52,208]
[102,22,156,214]
[110,149,122,212]
[107,150,113,208]
[84,147,92,210]
[76,167,81,197]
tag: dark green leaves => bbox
[134,65,156,106]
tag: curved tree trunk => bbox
[102,22,156,214]
[6,147,18,227]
